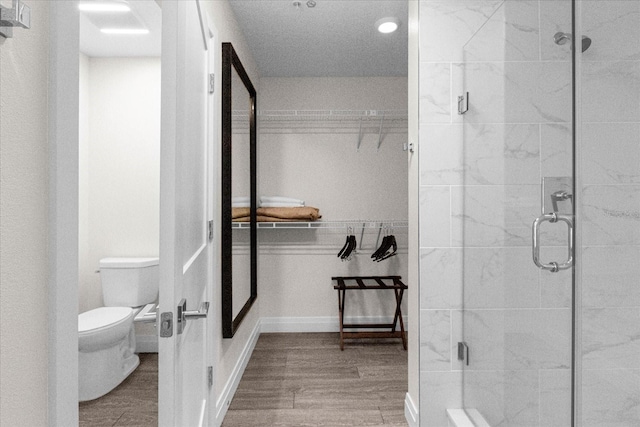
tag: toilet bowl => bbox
[78,307,139,401]
[78,257,159,402]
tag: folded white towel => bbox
[260,196,305,206]
[260,202,305,208]
[232,202,250,208]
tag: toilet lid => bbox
[79,307,133,333]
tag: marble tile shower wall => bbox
[579,1,640,426]
[419,1,640,426]
[418,1,574,426]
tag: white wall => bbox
[260,77,408,111]
[0,1,51,425]
[78,57,161,314]
[257,77,409,322]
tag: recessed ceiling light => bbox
[100,28,149,35]
[78,1,131,12]
[376,17,399,34]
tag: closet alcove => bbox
[248,77,409,331]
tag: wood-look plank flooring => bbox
[79,353,158,427]
[222,333,408,427]
[78,333,407,427]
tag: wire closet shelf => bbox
[231,219,408,230]
[257,109,407,122]
[232,109,408,129]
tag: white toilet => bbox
[78,257,159,402]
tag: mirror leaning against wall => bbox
[221,42,257,338]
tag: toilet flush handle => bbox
[177,298,210,334]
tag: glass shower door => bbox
[457,1,574,425]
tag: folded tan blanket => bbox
[257,207,321,221]
[232,207,251,219]
[234,215,314,223]
[232,207,321,222]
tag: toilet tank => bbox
[99,257,159,307]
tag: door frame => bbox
[47,1,189,425]
[48,1,80,425]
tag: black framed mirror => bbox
[221,42,257,338]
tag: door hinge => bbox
[209,73,215,94]
[457,91,469,115]
[159,312,173,337]
[207,366,213,388]
[208,220,214,241]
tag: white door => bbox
[159,1,216,425]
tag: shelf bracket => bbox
[358,223,366,250]
[356,116,364,151]
[374,223,383,249]
[376,112,385,151]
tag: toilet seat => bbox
[79,307,134,352]
[79,307,133,332]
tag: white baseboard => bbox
[135,334,158,353]
[260,315,409,333]
[405,392,419,427]
[214,320,261,426]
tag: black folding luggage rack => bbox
[331,276,407,350]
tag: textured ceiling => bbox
[229,0,408,77]
[79,0,408,76]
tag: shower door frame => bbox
[570,1,580,426]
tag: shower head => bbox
[554,31,592,53]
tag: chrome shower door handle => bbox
[554,213,574,271]
[533,214,557,271]
[532,213,574,273]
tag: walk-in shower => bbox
[418,1,640,425]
